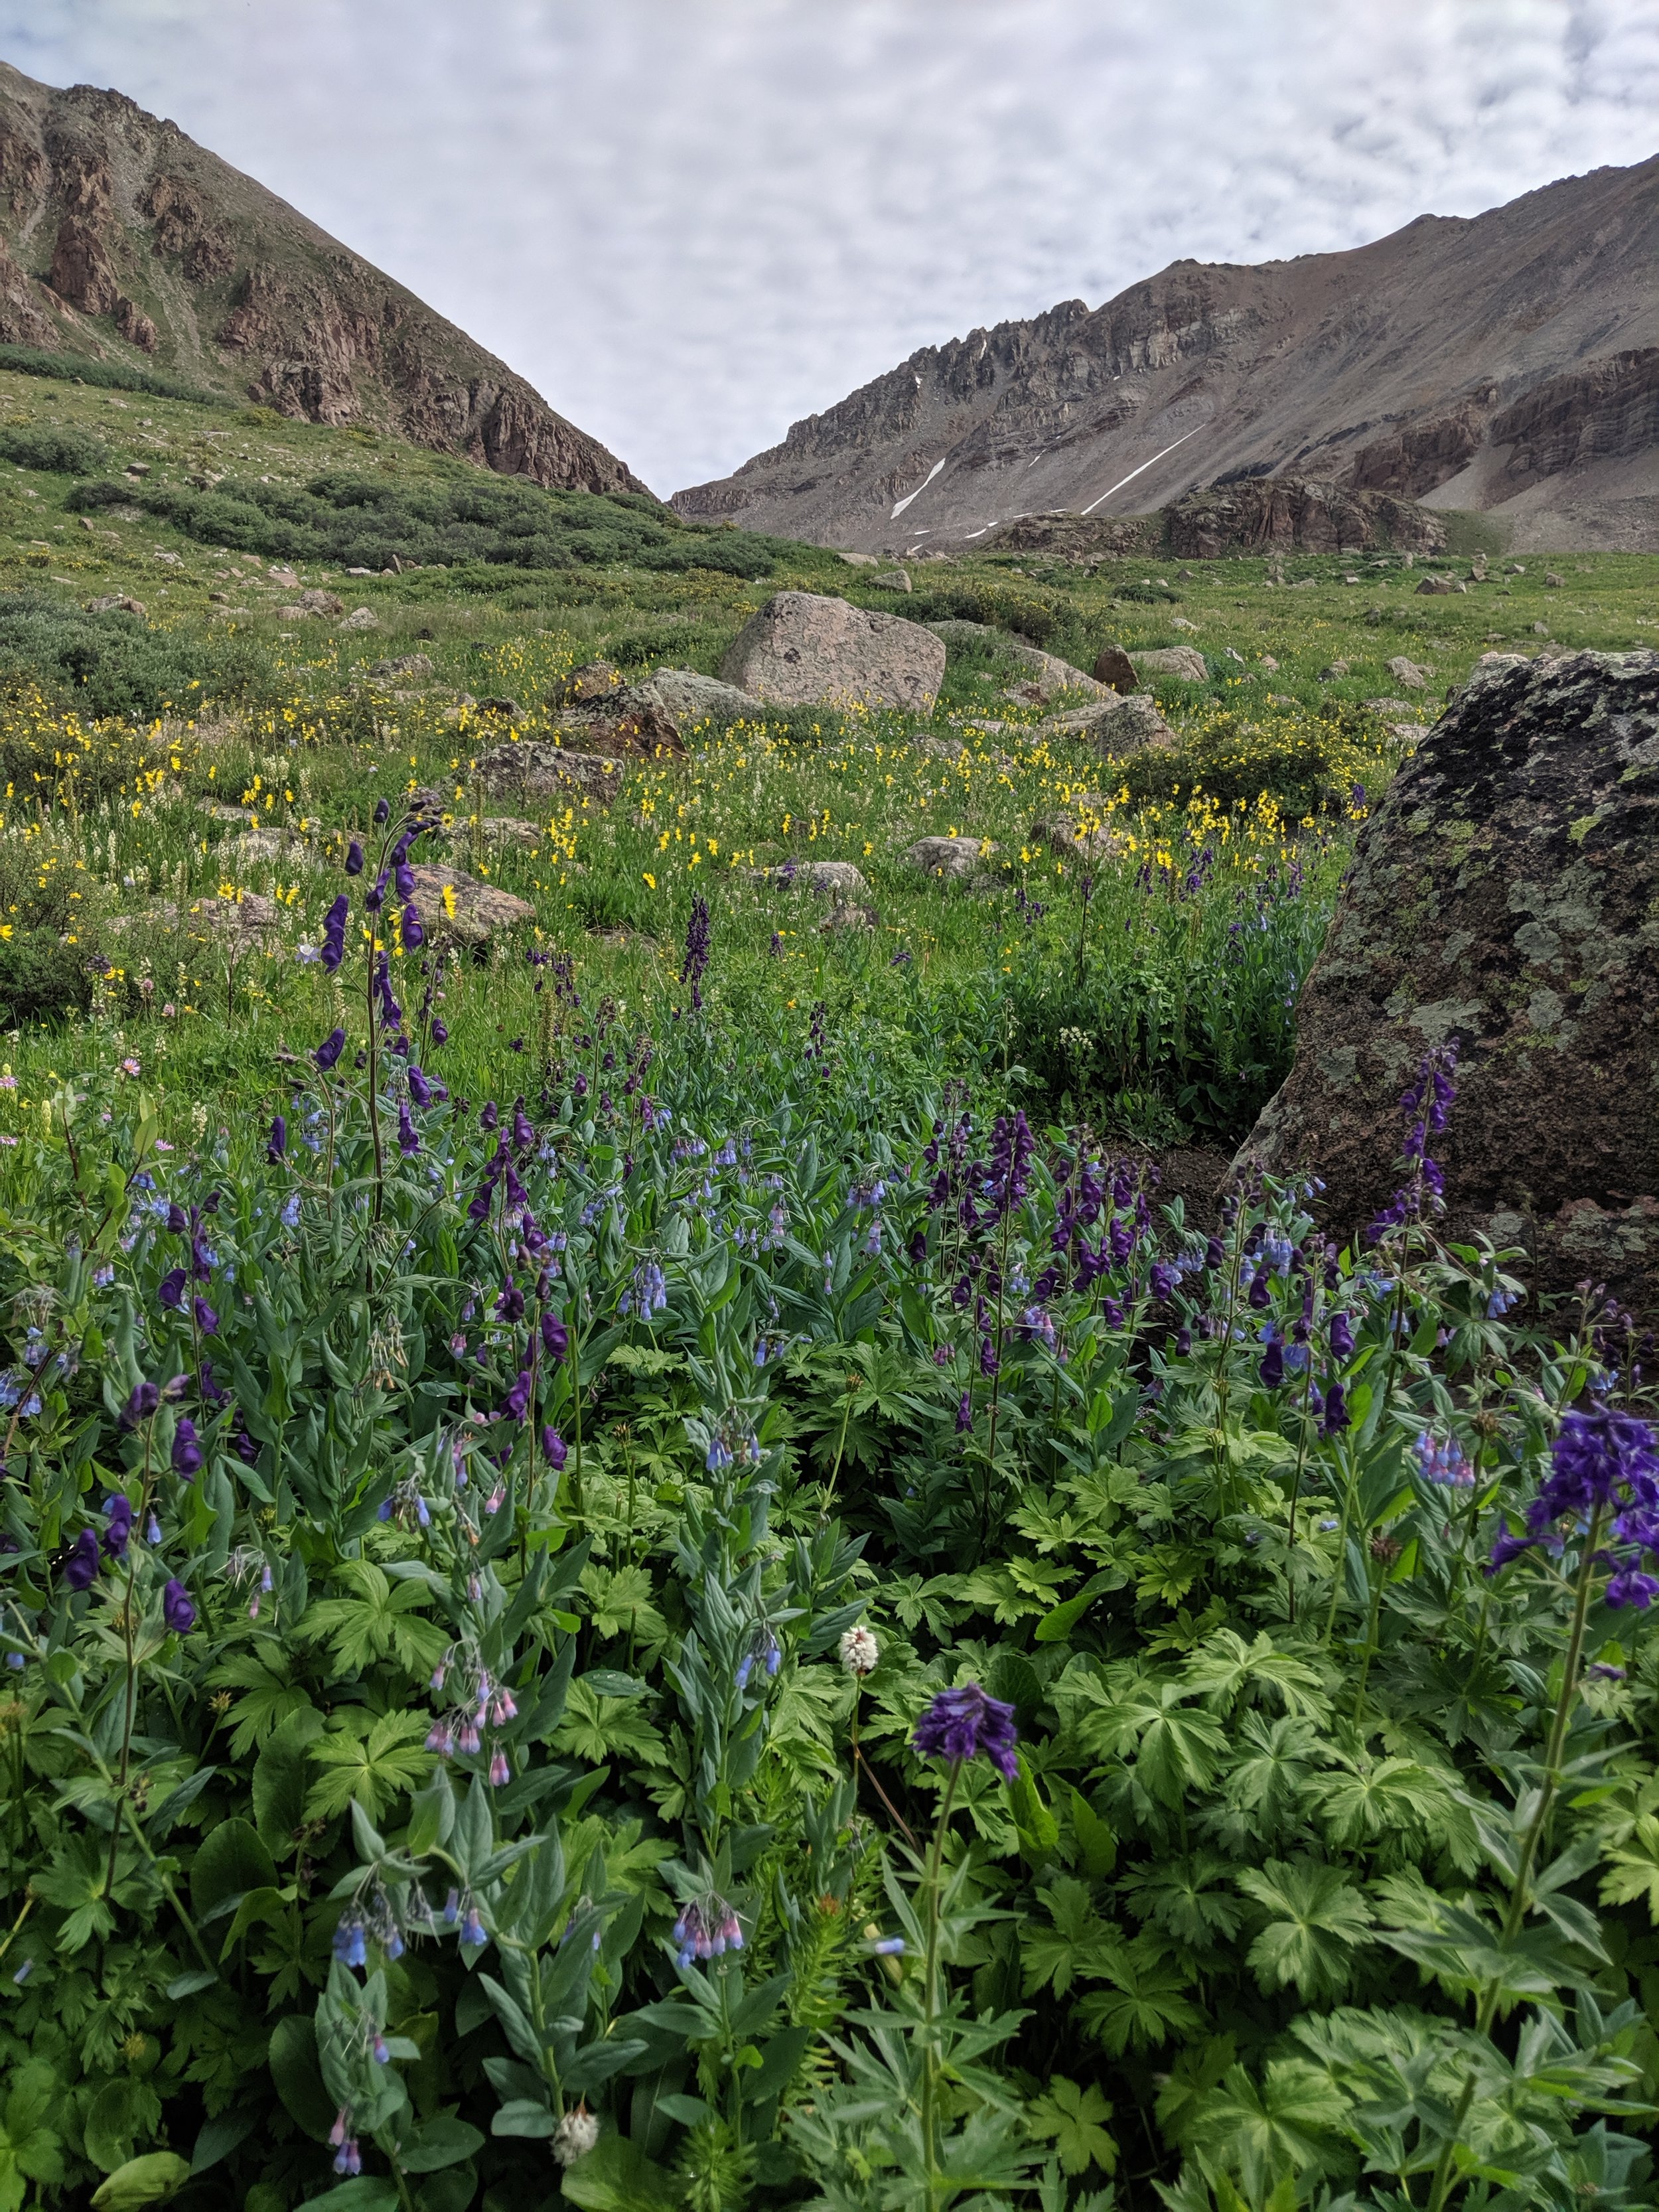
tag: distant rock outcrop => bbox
[1163,477,1446,557]
[674,154,1659,552]
[1241,650,1659,1315]
[0,61,648,497]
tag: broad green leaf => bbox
[189,1818,277,1923]
[304,1710,433,1822]
[252,1706,325,1857]
[1026,2077,1117,2177]
[558,2134,680,2211]
[89,2154,192,2210]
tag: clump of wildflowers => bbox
[912,1680,1019,1781]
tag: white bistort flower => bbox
[839,1625,879,1678]
[552,2107,601,2167]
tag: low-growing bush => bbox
[0,595,271,723]
[0,425,110,475]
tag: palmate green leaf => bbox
[1212,1713,1329,1850]
[1025,2077,1117,2176]
[1238,1857,1373,2000]
[1078,1677,1229,1807]
[581,1562,669,1662]
[0,2061,65,2212]
[296,1561,447,1679]
[1023,1878,1118,1999]
[34,1831,148,1953]
[202,1645,310,1757]
[303,1710,433,1822]
[1599,1814,1659,1921]
[1315,1755,1462,1854]
[552,1678,671,1769]
[1181,1629,1330,1721]
[1185,2059,1350,2202]
[1121,1853,1244,1948]
[1074,1933,1204,2055]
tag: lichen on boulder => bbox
[1240,649,1659,1313]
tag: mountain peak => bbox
[0,59,649,498]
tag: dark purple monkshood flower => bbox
[912,1681,1020,1783]
[345,841,364,876]
[431,1019,449,1047]
[267,1114,287,1163]
[1321,1381,1349,1438]
[365,870,388,914]
[160,1577,196,1634]
[321,895,349,973]
[397,1102,419,1157]
[407,1065,433,1108]
[513,1105,535,1153]
[1329,1311,1355,1359]
[194,1297,218,1337]
[496,1279,525,1324]
[541,1313,569,1362]
[396,861,416,899]
[501,1370,532,1423]
[480,1101,499,1134]
[373,797,390,826]
[63,1530,99,1590]
[157,1265,189,1311]
[121,1381,161,1430]
[315,1028,346,1073]
[680,893,711,1013]
[1260,1338,1285,1389]
[987,1111,1035,1220]
[102,1493,133,1561]
[541,1425,567,1470]
[171,1417,202,1478]
[956,1391,972,1434]
[403,902,424,949]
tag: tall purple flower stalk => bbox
[1368,1039,1459,1240]
[680,895,711,1013]
[1490,1405,1659,1606]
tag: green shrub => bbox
[0,342,218,402]
[0,425,109,475]
[0,929,94,1022]
[0,593,270,724]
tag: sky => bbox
[2,1,1656,496]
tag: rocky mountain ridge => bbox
[0,60,648,498]
[674,155,1659,553]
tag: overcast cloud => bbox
[2,1,1656,494]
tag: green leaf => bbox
[252,1707,325,1858]
[89,2154,192,2210]
[189,1818,278,1923]
[1185,2059,1348,2203]
[304,1710,433,1823]
[297,2183,399,2212]
[84,2078,162,2174]
[557,2135,680,2211]
[1008,1753,1059,1866]
[1026,2077,1117,2177]
[268,2014,335,2141]
[1238,1856,1373,2000]
[397,2117,484,2174]
[1070,1791,1116,1880]
[0,2061,64,2208]
[490,2101,557,2138]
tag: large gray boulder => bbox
[1041,693,1176,754]
[1240,650,1659,1315]
[721,591,946,711]
[1131,646,1208,682]
[927,619,1108,700]
[474,744,627,807]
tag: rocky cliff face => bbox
[0,62,649,498]
[675,155,1659,553]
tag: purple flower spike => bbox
[912,1681,1020,1782]
[540,1313,569,1362]
[63,1529,100,1590]
[403,902,425,948]
[171,1416,202,1479]
[121,1381,161,1430]
[315,1027,346,1073]
[267,1113,287,1163]
[345,841,364,876]
[162,1580,196,1634]
[541,1424,567,1471]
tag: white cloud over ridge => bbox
[2,1,1656,494]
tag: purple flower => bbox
[345,841,364,875]
[1489,1406,1659,1584]
[501,1369,532,1423]
[267,1113,287,1163]
[1321,1381,1349,1437]
[1260,1338,1285,1389]
[541,1424,567,1470]
[680,893,711,1012]
[912,1681,1019,1783]
[315,1027,347,1073]
[398,1102,419,1157]
[194,1297,218,1336]
[102,1493,133,1560]
[63,1529,99,1590]
[171,1416,202,1478]
[541,1313,569,1362]
[374,798,390,826]
[121,1381,160,1429]
[955,1391,972,1434]
[163,1580,196,1634]
[157,1266,188,1311]
[403,902,425,949]
[1328,1311,1354,1359]
[431,1019,449,1047]
[407,1065,433,1108]
[321,894,349,974]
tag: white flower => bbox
[552,2108,601,2167]
[839,1626,879,1678]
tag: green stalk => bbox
[920,1758,962,2207]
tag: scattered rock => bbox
[297,588,343,616]
[766,859,871,900]
[276,604,321,621]
[819,901,879,933]
[1170,616,1200,632]
[558,661,622,703]
[1364,696,1421,717]
[1042,693,1177,755]
[1544,571,1565,587]
[1343,574,1362,585]
[1386,656,1433,688]
[870,567,912,591]
[1240,648,1659,1315]
[1319,659,1351,680]
[85,593,145,616]
[125,461,150,478]
[339,607,380,631]
[1259,654,1279,672]
[269,566,299,586]
[902,836,996,883]
[1165,475,1447,558]
[620,668,763,728]
[1130,645,1208,682]
[473,744,626,807]
[567,700,684,758]
[407,862,534,948]
[721,591,946,711]
[1031,799,1126,864]
[930,619,1107,700]
[1093,645,1139,692]
[369,653,435,682]
[839,551,879,567]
